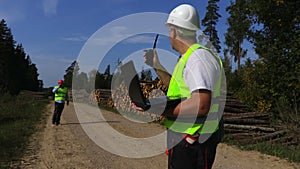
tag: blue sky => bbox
[0,0,256,87]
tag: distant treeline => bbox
[0,19,42,95]
[62,60,154,93]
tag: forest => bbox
[0,19,42,95]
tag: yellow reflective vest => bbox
[54,86,68,102]
[164,44,223,136]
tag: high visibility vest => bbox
[164,44,223,135]
[54,86,68,102]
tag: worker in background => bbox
[133,4,224,169]
[52,79,69,126]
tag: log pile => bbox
[89,82,298,145]
[90,89,113,106]
[90,81,166,121]
[223,93,296,145]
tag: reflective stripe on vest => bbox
[54,86,68,101]
[164,44,223,135]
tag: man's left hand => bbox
[131,103,144,111]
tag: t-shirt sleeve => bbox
[52,87,58,93]
[183,49,220,93]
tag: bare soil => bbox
[17,102,300,169]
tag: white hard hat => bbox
[165,4,200,31]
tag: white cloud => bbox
[90,26,128,45]
[89,26,153,46]
[124,35,155,44]
[42,0,58,16]
[61,36,88,42]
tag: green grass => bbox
[0,93,49,168]
[240,142,300,163]
[222,136,300,163]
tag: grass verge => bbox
[223,136,300,163]
[240,142,300,163]
[0,93,49,168]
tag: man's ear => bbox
[170,27,177,39]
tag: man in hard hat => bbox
[52,79,69,126]
[134,4,224,169]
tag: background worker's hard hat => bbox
[58,79,64,85]
[165,4,200,31]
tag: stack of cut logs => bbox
[90,81,297,145]
[90,81,167,121]
[224,93,297,145]
[90,89,113,107]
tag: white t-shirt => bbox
[182,48,220,93]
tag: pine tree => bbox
[0,20,7,93]
[225,0,251,71]
[95,71,106,89]
[111,59,123,89]
[0,19,15,94]
[87,69,98,92]
[26,63,40,91]
[140,67,146,81]
[76,72,88,90]
[14,44,27,91]
[201,0,222,53]
[103,64,112,89]
[145,70,152,81]
[0,19,42,94]
[63,61,79,88]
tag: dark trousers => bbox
[167,130,221,169]
[52,102,65,125]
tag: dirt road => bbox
[19,102,299,169]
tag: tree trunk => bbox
[238,39,241,71]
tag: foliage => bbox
[103,65,112,89]
[94,64,113,89]
[74,72,89,90]
[247,0,299,116]
[232,58,271,112]
[274,96,300,142]
[140,67,153,81]
[225,0,251,71]
[63,61,114,91]
[201,0,222,53]
[224,1,300,160]
[0,19,41,95]
[225,0,299,118]
[95,71,107,89]
[63,60,79,88]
